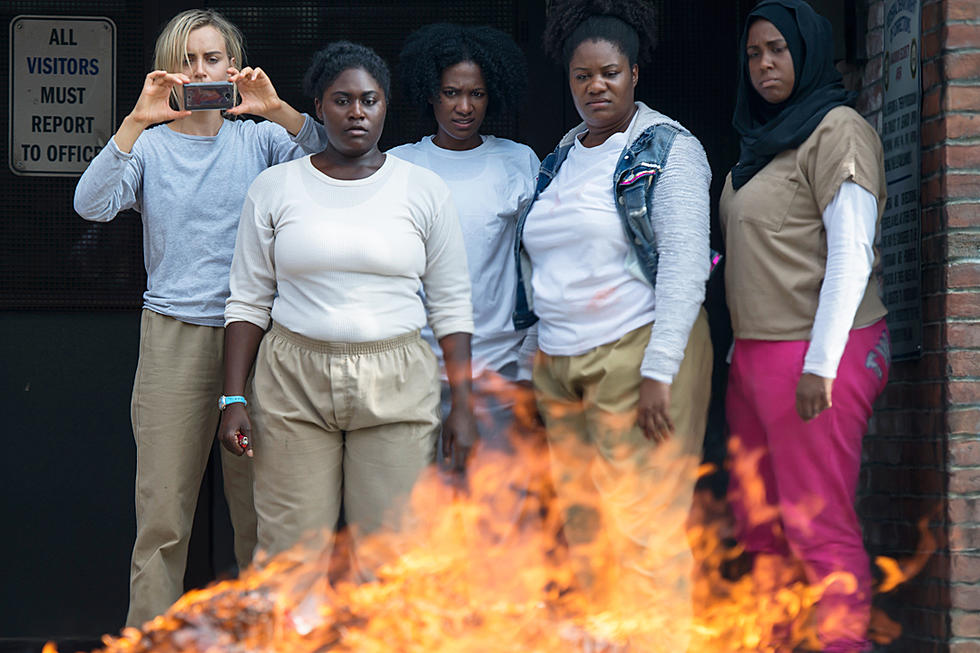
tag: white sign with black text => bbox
[9,15,115,176]
[880,0,922,359]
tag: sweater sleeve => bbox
[515,146,542,382]
[266,114,330,165]
[73,135,144,222]
[640,132,712,384]
[421,191,474,340]
[224,177,278,329]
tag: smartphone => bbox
[183,81,234,111]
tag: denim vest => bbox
[513,105,715,330]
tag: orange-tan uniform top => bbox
[720,105,888,340]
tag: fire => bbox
[47,434,921,652]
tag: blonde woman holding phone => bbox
[73,8,326,627]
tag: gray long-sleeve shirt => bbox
[73,116,327,326]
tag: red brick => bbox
[866,28,884,59]
[949,263,980,289]
[946,52,980,80]
[948,203,980,229]
[950,468,980,494]
[951,440,980,467]
[922,118,946,148]
[945,292,980,320]
[923,29,943,60]
[857,84,882,114]
[949,380,980,405]
[922,321,946,351]
[950,408,980,434]
[922,176,945,205]
[952,526,980,550]
[947,293,980,319]
[924,293,946,321]
[948,0,980,21]
[924,267,946,295]
[868,1,885,30]
[947,86,980,112]
[953,611,980,638]
[907,380,945,408]
[946,322,980,348]
[951,640,980,653]
[949,231,980,258]
[922,59,943,90]
[922,148,943,177]
[953,582,980,610]
[947,145,980,169]
[863,54,884,87]
[922,87,941,119]
[945,23,980,51]
[949,350,980,377]
[953,559,980,590]
[921,233,947,262]
[950,497,980,524]
[923,205,945,234]
[948,174,980,200]
[949,114,980,140]
[922,2,941,32]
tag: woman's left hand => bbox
[796,373,833,421]
[226,66,282,117]
[638,378,674,442]
[442,405,479,472]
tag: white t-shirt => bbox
[523,129,656,355]
[225,154,473,343]
[388,135,539,377]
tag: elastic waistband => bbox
[269,322,421,354]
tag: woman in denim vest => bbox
[513,0,713,648]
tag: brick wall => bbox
[857,1,980,651]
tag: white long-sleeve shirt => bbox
[225,154,474,342]
[803,180,879,378]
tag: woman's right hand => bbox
[113,71,193,153]
[129,71,192,127]
[218,403,253,458]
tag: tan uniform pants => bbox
[249,323,440,559]
[127,309,257,627]
[533,310,712,650]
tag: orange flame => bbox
[45,434,928,652]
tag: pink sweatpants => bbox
[726,319,889,652]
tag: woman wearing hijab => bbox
[721,0,889,650]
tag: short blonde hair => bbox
[153,9,244,108]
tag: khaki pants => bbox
[127,309,257,627]
[249,323,440,559]
[533,310,712,650]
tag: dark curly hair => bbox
[398,23,528,118]
[303,41,391,101]
[542,0,659,67]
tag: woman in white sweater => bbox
[219,42,477,559]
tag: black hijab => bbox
[731,0,856,189]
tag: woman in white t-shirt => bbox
[218,42,477,560]
[389,24,543,484]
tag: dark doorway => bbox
[0,0,748,646]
